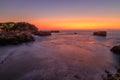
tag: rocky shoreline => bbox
[0,32,35,45]
[0,22,61,46]
[0,24,119,55]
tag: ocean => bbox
[0,30,120,80]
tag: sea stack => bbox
[111,45,120,54]
[93,31,107,37]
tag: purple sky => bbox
[0,0,120,21]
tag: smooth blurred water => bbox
[0,30,120,80]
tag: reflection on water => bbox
[0,30,120,80]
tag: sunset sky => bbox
[0,0,120,30]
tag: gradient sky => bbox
[0,0,120,30]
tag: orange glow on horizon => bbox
[29,17,120,30]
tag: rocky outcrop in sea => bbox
[93,31,107,37]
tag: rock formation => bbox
[0,32,35,46]
[93,31,107,37]
[33,31,52,36]
[111,45,120,54]
[51,30,60,33]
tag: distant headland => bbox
[0,22,60,45]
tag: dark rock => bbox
[0,32,35,46]
[93,31,107,37]
[103,68,120,80]
[111,45,120,54]
[33,31,51,36]
[74,32,77,34]
[51,30,60,33]
[74,75,80,79]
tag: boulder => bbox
[111,45,120,54]
[33,31,51,36]
[93,31,107,37]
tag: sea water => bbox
[0,30,120,80]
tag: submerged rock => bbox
[93,31,107,37]
[74,32,77,34]
[33,31,51,36]
[103,68,120,80]
[0,32,35,45]
[111,45,120,54]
